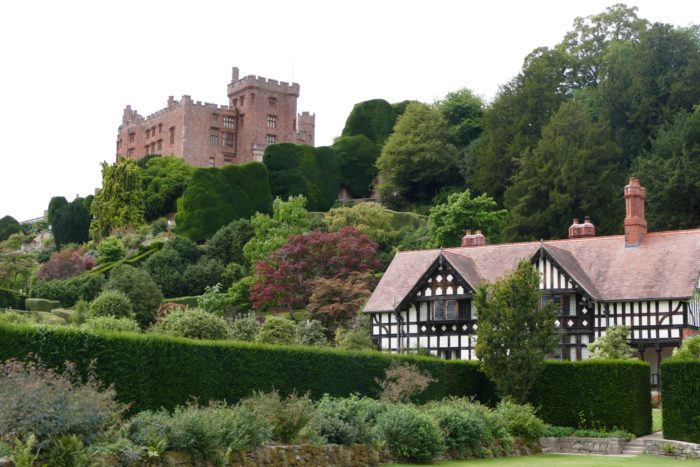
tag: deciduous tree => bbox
[588,325,636,359]
[90,159,145,239]
[475,260,558,403]
[141,156,193,221]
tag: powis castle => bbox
[116,67,315,167]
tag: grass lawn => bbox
[386,454,694,466]
[653,408,662,432]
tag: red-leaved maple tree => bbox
[250,227,381,316]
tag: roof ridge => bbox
[442,250,485,283]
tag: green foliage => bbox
[295,319,327,346]
[151,308,230,340]
[97,237,125,264]
[44,434,95,467]
[263,143,341,212]
[227,276,253,313]
[51,198,91,248]
[530,360,652,436]
[81,316,141,333]
[0,215,21,242]
[332,135,380,198]
[243,195,311,264]
[0,311,33,326]
[205,218,254,266]
[25,298,60,312]
[660,358,700,442]
[150,217,169,235]
[341,99,397,147]
[542,425,635,440]
[588,326,636,359]
[635,106,700,231]
[673,335,700,359]
[183,257,225,296]
[196,283,229,316]
[439,88,485,148]
[105,264,163,327]
[504,100,625,240]
[0,358,124,450]
[0,287,26,309]
[90,159,146,239]
[324,202,398,246]
[377,102,462,207]
[30,274,105,308]
[47,196,69,225]
[423,399,493,458]
[143,237,202,298]
[141,156,193,221]
[334,326,375,351]
[126,403,271,459]
[161,295,199,308]
[257,316,297,345]
[493,400,545,441]
[0,323,457,412]
[175,162,273,241]
[475,260,558,403]
[240,390,318,444]
[377,361,436,403]
[89,290,134,319]
[315,394,387,445]
[377,404,445,463]
[229,312,260,342]
[428,189,507,247]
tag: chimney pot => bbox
[461,229,486,247]
[568,216,596,239]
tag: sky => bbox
[0,1,697,222]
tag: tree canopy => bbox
[90,159,145,239]
[52,198,91,248]
[141,156,193,221]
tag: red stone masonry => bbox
[116,66,315,167]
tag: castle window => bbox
[212,114,218,122]
[157,139,162,151]
[267,115,278,129]
[158,123,162,134]
[223,153,235,164]
[223,132,234,147]
[208,157,215,167]
[251,93,255,103]
[152,126,156,135]
[127,148,135,157]
[210,128,219,145]
[223,116,235,128]
[150,142,156,153]
[128,132,135,143]
[146,129,150,139]
[169,126,175,145]
[117,139,122,150]
[144,145,149,154]
[269,97,277,108]
[266,134,277,145]
[239,96,245,106]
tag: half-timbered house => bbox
[364,178,700,386]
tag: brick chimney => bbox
[624,177,647,247]
[568,216,596,239]
[461,229,486,247]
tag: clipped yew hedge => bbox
[660,358,700,443]
[0,287,25,310]
[0,324,474,413]
[529,360,652,436]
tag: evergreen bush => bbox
[0,287,26,310]
[377,404,445,463]
[151,308,230,340]
[660,358,700,443]
[89,290,134,319]
[25,298,60,312]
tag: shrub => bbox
[0,287,25,310]
[588,326,636,359]
[151,308,230,340]
[36,248,93,280]
[377,361,437,403]
[673,335,700,359]
[44,434,95,467]
[150,218,169,235]
[0,359,124,449]
[229,312,260,342]
[257,316,297,345]
[97,237,125,264]
[332,136,380,198]
[196,283,230,315]
[334,326,375,351]
[425,402,490,458]
[493,400,545,442]
[240,391,318,444]
[529,360,651,436]
[295,319,327,346]
[25,298,60,312]
[126,403,271,459]
[316,394,387,445]
[104,265,163,327]
[81,316,140,333]
[377,404,445,463]
[0,311,33,326]
[31,274,106,308]
[660,358,700,443]
[89,290,134,319]
[183,257,225,296]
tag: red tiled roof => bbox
[364,229,700,313]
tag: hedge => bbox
[0,323,651,434]
[332,135,379,198]
[660,358,700,443]
[161,296,200,308]
[0,287,25,310]
[340,99,397,147]
[175,162,273,241]
[0,324,469,413]
[529,360,652,436]
[25,298,60,312]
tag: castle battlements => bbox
[228,74,300,96]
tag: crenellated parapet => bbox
[227,74,300,97]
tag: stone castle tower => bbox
[116,66,315,167]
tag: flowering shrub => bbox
[36,248,95,280]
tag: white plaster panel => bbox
[659,329,669,339]
[440,336,448,347]
[381,338,389,349]
[408,306,417,322]
[672,314,684,325]
[450,335,459,348]
[429,336,437,348]
[419,336,428,348]
[671,329,680,338]
[389,338,396,349]
[408,337,418,349]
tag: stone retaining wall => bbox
[540,436,627,455]
[644,439,700,459]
